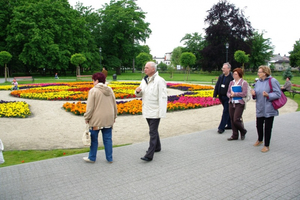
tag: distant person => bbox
[102,67,108,78]
[226,68,248,141]
[11,79,18,90]
[0,139,4,164]
[252,78,259,87]
[135,61,167,162]
[55,73,59,79]
[251,66,281,153]
[281,77,292,93]
[213,62,233,134]
[83,72,117,163]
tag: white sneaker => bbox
[83,157,95,163]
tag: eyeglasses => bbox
[257,71,264,74]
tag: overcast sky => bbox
[68,0,300,58]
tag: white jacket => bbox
[135,72,167,118]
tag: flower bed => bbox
[8,82,138,100]
[62,82,220,116]
[0,100,31,118]
[1,81,220,116]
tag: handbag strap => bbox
[268,77,273,92]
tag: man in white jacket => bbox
[135,61,167,161]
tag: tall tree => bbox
[99,0,151,75]
[201,0,254,71]
[6,0,91,75]
[72,2,102,73]
[70,53,87,76]
[248,31,273,72]
[289,39,300,68]
[234,50,249,71]
[180,52,196,81]
[171,46,182,69]
[0,51,12,82]
[180,32,205,70]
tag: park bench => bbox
[288,84,300,98]
[212,77,218,85]
[76,75,92,81]
[14,76,34,82]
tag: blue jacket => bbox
[254,76,281,118]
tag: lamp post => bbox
[99,47,102,71]
[225,42,229,62]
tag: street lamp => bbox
[99,47,102,71]
[225,42,229,62]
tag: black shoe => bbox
[218,129,225,134]
[141,157,152,162]
[227,137,238,141]
[241,130,247,140]
[224,126,232,130]
[155,149,161,152]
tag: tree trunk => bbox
[115,66,121,75]
[186,66,190,81]
[4,64,7,82]
[132,58,135,73]
[77,66,80,76]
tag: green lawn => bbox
[1,71,299,167]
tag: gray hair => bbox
[146,61,157,71]
[223,62,231,69]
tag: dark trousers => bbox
[144,118,161,159]
[229,103,247,139]
[218,96,231,130]
[256,116,274,147]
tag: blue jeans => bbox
[88,127,113,162]
[218,96,231,130]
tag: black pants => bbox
[256,116,274,147]
[144,118,161,159]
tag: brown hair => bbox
[92,72,106,84]
[258,65,271,77]
[232,68,243,78]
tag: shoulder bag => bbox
[268,78,287,109]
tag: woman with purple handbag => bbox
[251,66,282,153]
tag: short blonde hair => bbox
[258,65,271,77]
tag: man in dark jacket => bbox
[213,62,233,134]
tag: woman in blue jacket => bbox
[251,66,281,153]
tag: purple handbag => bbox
[268,78,287,109]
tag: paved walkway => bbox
[1,112,300,199]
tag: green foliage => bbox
[180,52,196,68]
[248,31,273,71]
[99,0,151,74]
[158,62,167,72]
[167,65,175,78]
[180,52,196,81]
[0,51,12,66]
[70,53,86,66]
[171,46,182,68]
[234,50,249,69]
[180,32,205,69]
[283,67,293,80]
[136,52,152,70]
[289,39,300,67]
[269,63,275,72]
[6,0,92,73]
